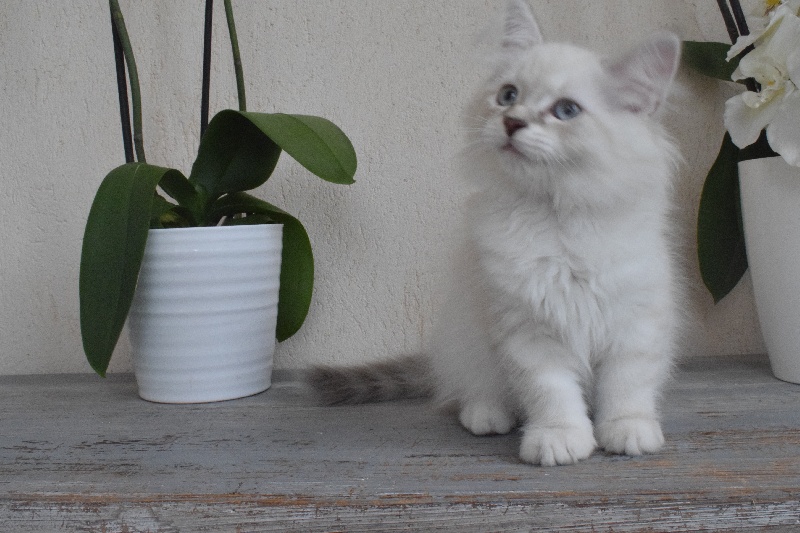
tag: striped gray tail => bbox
[305,354,434,405]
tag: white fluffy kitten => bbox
[309,0,682,466]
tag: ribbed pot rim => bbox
[146,223,283,234]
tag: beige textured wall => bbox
[0,0,765,375]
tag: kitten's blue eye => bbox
[497,84,518,106]
[551,98,582,120]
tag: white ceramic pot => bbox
[740,157,800,384]
[128,224,283,402]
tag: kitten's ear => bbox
[603,33,681,115]
[502,0,543,50]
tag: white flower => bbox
[724,0,800,166]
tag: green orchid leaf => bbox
[190,110,282,203]
[738,129,779,161]
[80,163,188,376]
[158,169,203,224]
[210,192,314,341]
[149,194,176,228]
[683,41,739,81]
[241,112,357,185]
[150,197,194,229]
[150,193,195,229]
[697,133,748,303]
[159,206,195,229]
[189,110,356,213]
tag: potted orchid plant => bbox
[80,0,357,402]
[686,0,800,383]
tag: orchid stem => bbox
[716,0,740,44]
[729,0,751,37]
[224,0,246,112]
[111,11,134,163]
[201,0,213,138]
[716,0,759,93]
[109,0,146,163]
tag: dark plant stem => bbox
[716,0,760,93]
[716,0,740,44]
[224,0,246,112]
[729,0,750,37]
[201,0,214,138]
[109,0,146,163]
[111,11,134,164]
[729,0,761,93]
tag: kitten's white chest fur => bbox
[471,185,674,359]
[474,190,615,356]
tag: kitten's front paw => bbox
[596,417,664,456]
[519,424,596,466]
[459,402,515,436]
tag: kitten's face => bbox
[464,1,680,206]
[472,43,612,171]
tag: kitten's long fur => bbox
[307,0,683,466]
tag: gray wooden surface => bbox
[2,354,799,532]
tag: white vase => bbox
[128,224,283,403]
[739,156,800,384]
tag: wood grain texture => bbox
[2,354,799,531]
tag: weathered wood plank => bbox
[1,355,799,531]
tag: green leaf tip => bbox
[190,110,356,204]
[242,112,358,185]
[682,41,739,81]
[697,134,748,303]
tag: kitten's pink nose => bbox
[503,116,527,137]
